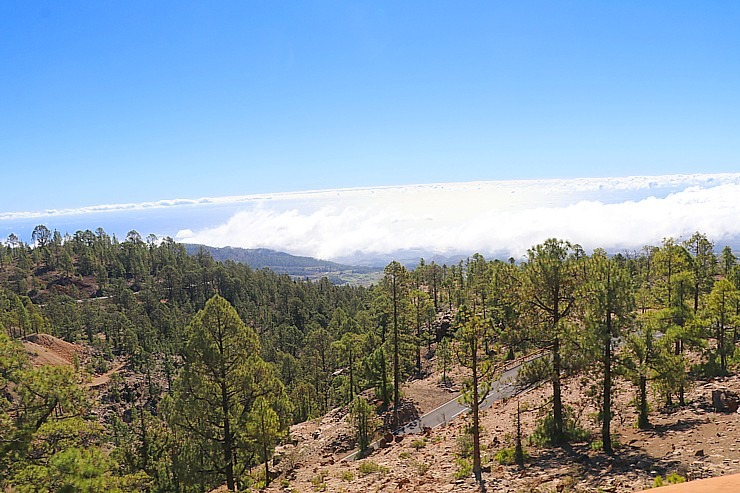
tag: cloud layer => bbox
[172,173,740,260]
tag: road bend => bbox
[341,349,547,461]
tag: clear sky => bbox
[2,1,739,213]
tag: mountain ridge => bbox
[183,244,383,284]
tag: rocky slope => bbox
[264,363,740,493]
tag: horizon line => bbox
[3,171,739,221]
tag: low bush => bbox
[456,433,473,458]
[338,470,354,482]
[412,459,430,475]
[494,445,528,465]
[358,460,388,476]
[310,470,328,491]
[410,439,427,450]
[529,408,590,447]
[453,457,472,480]
[653,472,685,487]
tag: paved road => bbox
[397,364,522,435]
[341,350,546,461]
[396,335,655,437]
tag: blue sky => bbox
[2,1,739,214]
[2,3,740,260]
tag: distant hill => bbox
[333,249,475,270]
[183,244,382,285]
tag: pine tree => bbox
[247,397,283,486]
[582,250,635,454]
[382,261,410,427]
[163,295,285,491]
[455,305,496,484]
[703,279,738,374]
[349,396,376,458]
[520,239,580,444]
[436,337,452,384]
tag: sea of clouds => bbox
[173,174,740,261]
[3,173,740,262]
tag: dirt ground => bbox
[22,332,740,493]
[22,332,86,367]
[89,361,127,387]
[21,332,128,389]
[268,358,740,493]
[635,473,740,492]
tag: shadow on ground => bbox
[501,442,686,489]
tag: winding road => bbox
[342,349,547,461]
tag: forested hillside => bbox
[1,226,738,492]
[182,244,380,284]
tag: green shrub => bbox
[338,470,354,482]
[358,460,388,476]
[529,408,590,447]
[87,356,109,374]
[453,457,472,480]
[412,459,430,475]
[590,436,621,451]
[399,451,412,459]
[310,470,328,491]
[494,445,528,465]
[410,439,426,450]
[456,433,473,458]
[666,472,686,484]
[693,356,732,379]
[237,474,255,490]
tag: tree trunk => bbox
[719,319,727,374]
[416,304,422,374]
[432,272,438,311]
[471,332,482,484]
[381,351,389,407]
[675,338,685,406]
[515,401,524,467]
[602,315,613,454]
[392,277,400,427]
[140,407,149,470]
[264,441,271,486]
[552,336,564,444]
[694,281,699,315]
[638,375,650,429]
[348,349,355,402]
[221,382,235,491]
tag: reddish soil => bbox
[22,333,85,367]
[266,353,740,493]
[88,361,126,387]
[635,473,740,492]
[23,331,739,493]
[21,332,127,388]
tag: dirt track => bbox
[21,333,125,388]
[88,361,125,387]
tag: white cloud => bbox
[2,172,737,219]
[174,175,740,260]
[4,173,738,259]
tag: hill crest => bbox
[183,244,382,284]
